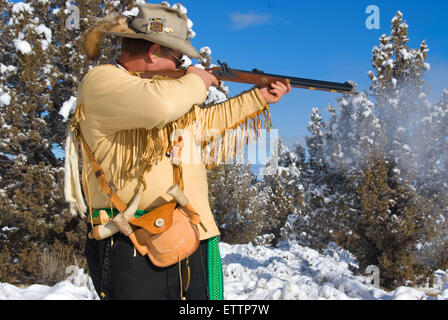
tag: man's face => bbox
[167,51,184,69]
[154,48,184,70]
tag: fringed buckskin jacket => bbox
[66,64,272,240]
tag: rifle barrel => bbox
[138,67,357,95]
[230,69,356,95]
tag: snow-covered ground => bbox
[221,241,448,300]
[1,241,447,300]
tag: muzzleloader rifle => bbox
[138,61,358,95]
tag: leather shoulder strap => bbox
[79,133,127,212]
[172,165,184,191]
[169,136,185,191]
[80,132,184,212]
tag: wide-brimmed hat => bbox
[106,4,200,59]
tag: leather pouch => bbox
[129,201,200,267]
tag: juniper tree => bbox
[352,153,429,289]
[255,138,297,246]
[304,90,385,249]
[0,0,144,284]
[290,12,448,287]
[365,11,448,285]
[322,11,447,288]
[0,1,72,284]
[416,90,448,194]
[207,153,263,244]
[293,108,343,249]
[306,108,326,182]
[415,90,448,273]
[304,109,335,232]
[368,11,432,183]
[289,141,307,209]
[324,90,384,174]
[433,90,448,190]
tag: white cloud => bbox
[229,12,271,30]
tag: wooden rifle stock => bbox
[137,61,357,95]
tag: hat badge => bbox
[147,17,165,33]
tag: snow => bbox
[0,93,11,107]
[0,64,17,75]
[392,286,426,300]
[172,3,188,15]
[0,266,97,300]
[0,280,97,300]
[12,2,34,15]
[59,96,77,121]
[221,241,447,300]
[391,78,397,88]
[1,241,446,300]
[14,39,32,55]
[187,29,196,39]
[187,18,193,29]
[200,46,212,56]
[402,144,411,152]
[122,7,139,17]
[204,86,227,105]
[35,24,52,51]
[400,49,411,61]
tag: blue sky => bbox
[180,0,447,139]
[9,0,447,162]
[12,1,446,134]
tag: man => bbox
[65,3,290,300]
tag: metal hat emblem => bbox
[147,17,165,33]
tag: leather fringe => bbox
[68,89,272,196]
[198,100,272,170]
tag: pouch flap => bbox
[130,201,176,235]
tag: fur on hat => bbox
[84,14,135,60]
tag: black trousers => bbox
[84,224,209,300]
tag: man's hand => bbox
[258,81,292,104]
[186,66,219,90]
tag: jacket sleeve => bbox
[192,87,273,167]
[193,87,270,133]
[81,65,207,133]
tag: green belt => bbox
[91,208,147,220]
[92,208,224,300]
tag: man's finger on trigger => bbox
[270,89,281,96]
[271,83,283,90]
[276,81,287,89]
[275,82,288,92]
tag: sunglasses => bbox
[169,52,185,68]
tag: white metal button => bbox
[155,218,165,228]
